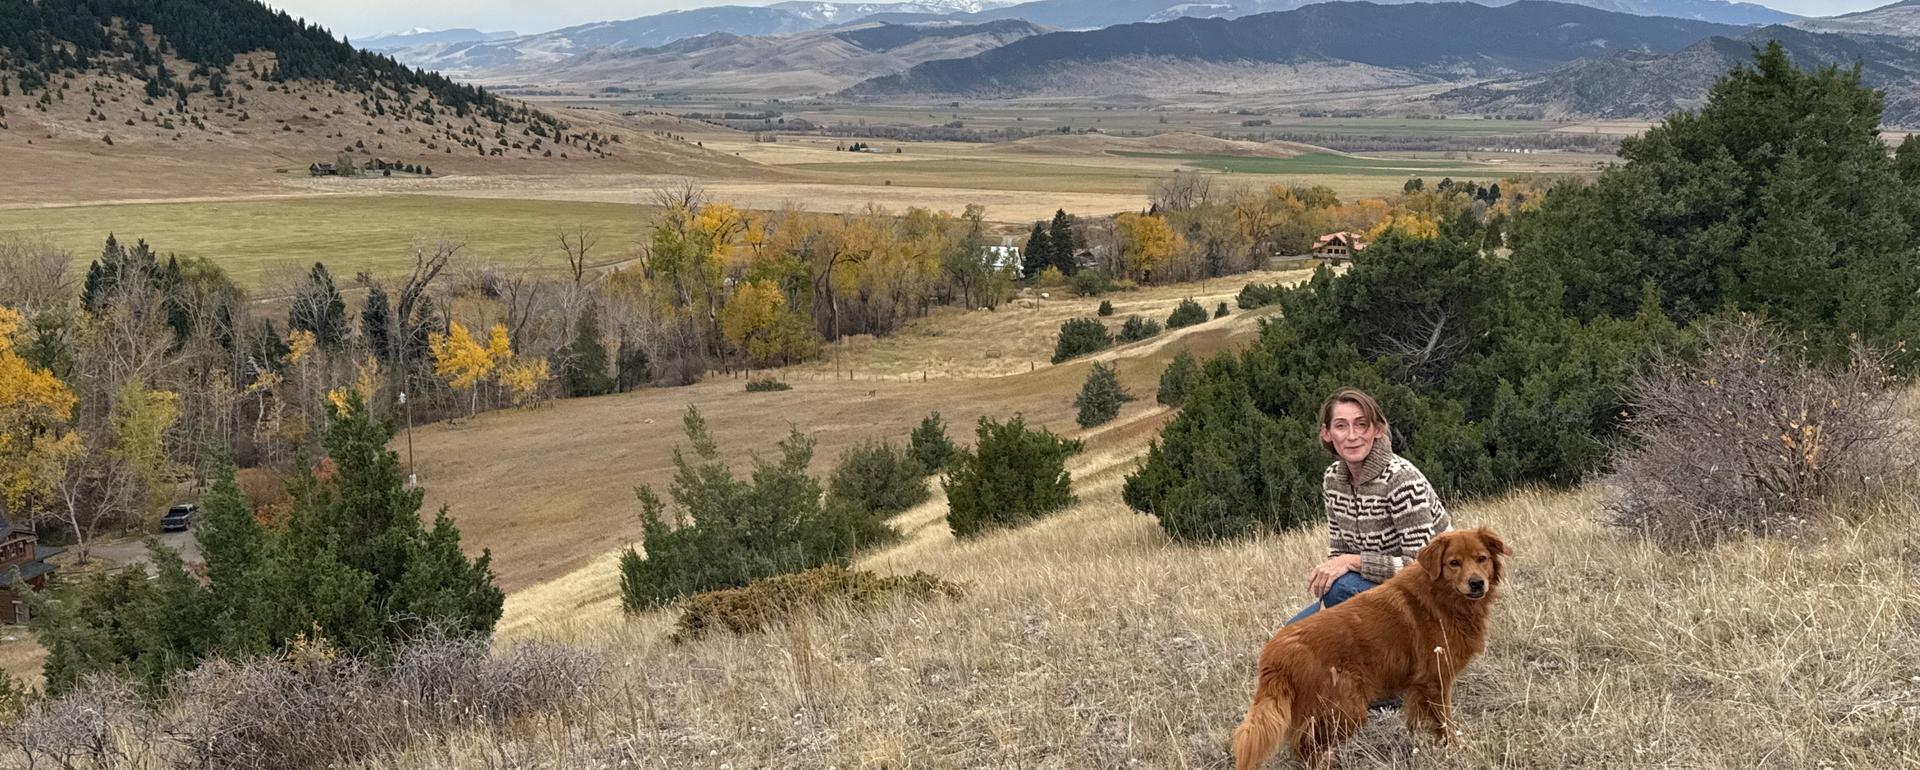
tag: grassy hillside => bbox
[408,270,1300,593]
[0,0,740,207]
[421,387,1920,769]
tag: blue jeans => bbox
[1286,571,1377,625]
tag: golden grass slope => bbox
[413,270,1305,595]
[410,404,1920,769]
[0,51,747,208]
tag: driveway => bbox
[80,530,202,574]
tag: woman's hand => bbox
[1306,554,1366,598]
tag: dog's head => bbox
[1417,528,1509,601]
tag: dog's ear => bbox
[1476,528,1509,585]
[1416,535,1450,580]
[1476,528,1509,557]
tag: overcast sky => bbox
[264,0,1895,40]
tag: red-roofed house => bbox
[1312,232,1368,262]
[0,512,61,624]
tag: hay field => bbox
[0,195,654,290]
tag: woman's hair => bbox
[1319,388,1391,454]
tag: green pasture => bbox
[0,196,654,290]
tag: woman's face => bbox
[1322,401,1380,466]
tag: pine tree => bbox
[1157,350,1198,407]
[1047,209,1077,275]
[280,393,503,645]
[361,284,393,364]
[289,262,350,350]
[30,397,504,693]
[556,304,613,397]
[909,411,956,473]
[1021,221,1052,279]
[616,331,650,392]
[1075,362,1133,428]
[945,415,1082,538]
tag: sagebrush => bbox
[672,565,965,642]
[1605,320,1912,547]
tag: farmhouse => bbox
[308,161,338,176]
[0,512,62,624]
[1312,231,1368,261]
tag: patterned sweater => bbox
[1323,439,1453,583]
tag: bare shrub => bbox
[169,644,382,769]
[165,634,602,769]
[1605,319,1913,548]
[0,234,73,315]
[674,565,966,642]
[0,675,146,769]
[388,635,604,728]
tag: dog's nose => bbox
[1467,578,1486,593]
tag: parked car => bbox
[161,504,196,532]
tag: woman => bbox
[1287,388,1452,626]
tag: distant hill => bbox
[358,28,519,53]
[0,0,730,200]
[389,1,1024,73]
[846,1,1744,96]
[1432,26,1920,123]
[513,20,1048,93]
[954,0,1796,28]
[1789,0,1920,37]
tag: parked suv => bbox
[161,504,196,532]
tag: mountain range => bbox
[846,1,1746,96]
[378,0,1799,75]
[1788,0,1920,35]
[515,20,1049,93]
[1432,25,1920,122]
[358,28,520,51]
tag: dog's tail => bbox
[1232,686,1293,770]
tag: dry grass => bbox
[392,427,1920,769]
[786,271,1301,380]
[406,269,1295,595]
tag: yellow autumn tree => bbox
[326,356,383,415]
[431,321,548,415]
[1367,211,1442,241]
[721,280,821,367]
[430,321,499,417]
[109,385,180,524]
[0,306,79,518]
[1115,212,1179,282]
[495,358,551,408]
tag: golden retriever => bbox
[1232,527,1509,769]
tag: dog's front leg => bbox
[1402,684,1456,745]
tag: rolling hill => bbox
[357,28,520,52]
[507,20,1048,93]
[1431,26,1920,123]
[845,1,1745,97]
[0,0,734,205]
[389,0,1025,74]
[1789,0,1920,37]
